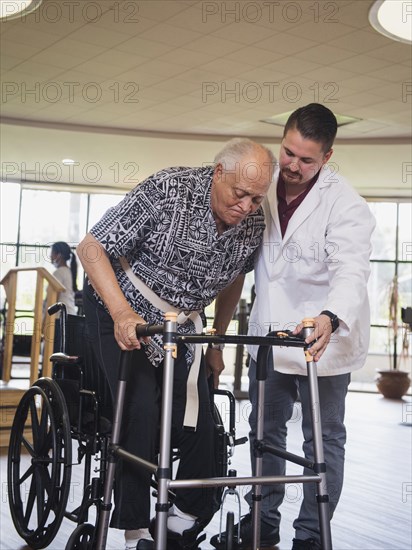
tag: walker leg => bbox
[251,345,271,550]
[95,351,132,550]
[251,378,264,550]
[155,314,177,550]
[301,319,333,550]
[306,357,333,550]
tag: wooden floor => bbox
[1,391,411,550]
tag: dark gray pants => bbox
[83,282,217,530]
[245,357,350,542]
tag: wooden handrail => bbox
[1,267,65,385]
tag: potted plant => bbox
[376,275,411,399]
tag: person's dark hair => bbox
[51,241,78,291]
[283,103,338,153]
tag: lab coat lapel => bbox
[266,171,281,238]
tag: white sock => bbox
[125,528,153,549]
[167,504,197,535]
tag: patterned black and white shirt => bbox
[90,165,265,366]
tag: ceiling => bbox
[0,0,411,189]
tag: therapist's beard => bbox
[282,170,301,183]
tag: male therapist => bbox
[212,104,375,550]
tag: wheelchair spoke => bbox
[37,460,54,500]
[24,474,37,525]
[29,399,41,450]
[21,434,35,456]
[19,463,34,486]
[38,404,51,452]
[34,468,47,526]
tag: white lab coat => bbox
[248,166,376,376]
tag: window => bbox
[0,181,125,320]
[356,200,412,388]
[1,182,410,390]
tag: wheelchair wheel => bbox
[65,523,95,550]
[8,378,72,549]
[225,511,235,550]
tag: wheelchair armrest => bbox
[50,352,82,364]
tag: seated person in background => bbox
[77,138,276,550]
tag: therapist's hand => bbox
[293,314,333,362]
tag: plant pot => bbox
[376,370,411,399]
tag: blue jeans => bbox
[245,357,350,542]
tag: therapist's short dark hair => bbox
[284,103,337,154]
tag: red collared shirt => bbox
[277,172,319,237]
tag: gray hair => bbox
[214,138,277,178]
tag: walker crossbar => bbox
[169,474,321,489]
[114,447,157,474]
[96,317,332,550]
[179,332,310,348]
[256,441,315,470]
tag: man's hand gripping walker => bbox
[96,314,333,550]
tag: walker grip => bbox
[135,322,164,338]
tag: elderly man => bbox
[77,138,275,550]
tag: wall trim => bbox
[2,117,411,146]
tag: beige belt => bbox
[119,256,202,430]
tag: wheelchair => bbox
[7,304,246,550]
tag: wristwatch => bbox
[208,342,225,351]
[320,310,339,333]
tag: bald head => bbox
[211,138,276,233]
[214,138,276,181]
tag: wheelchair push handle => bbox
[47,302,68,354]
[48,302,67,316]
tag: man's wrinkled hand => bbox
[112,309,149,351]
[205,347,225,389]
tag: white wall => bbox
[1,122,411,198]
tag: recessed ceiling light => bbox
[369,0,412,44]
[260,111,362,128]
[62,159,76,165]
[0,0,43,20]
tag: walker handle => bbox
[135,322,164,337]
